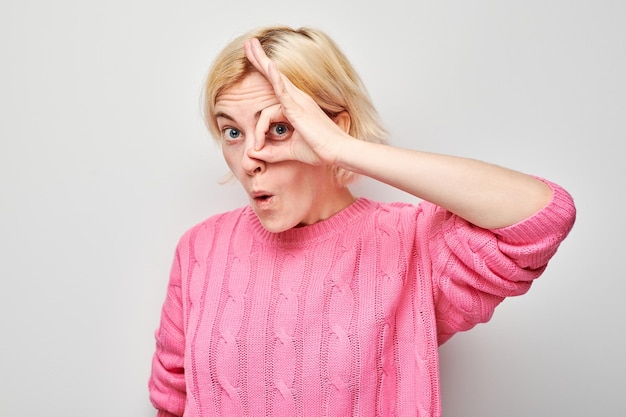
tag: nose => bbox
[241,137,266,176]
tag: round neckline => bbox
[245,197,376,248]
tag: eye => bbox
[222,127,242,142]
[267,123,291,140]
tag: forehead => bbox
[214,72,277,119]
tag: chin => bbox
[261,223,296,234]
[257,216,299,234]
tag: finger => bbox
[248,140,286,165]
[244,39,299,112]
[244,38,270,77]
[265,60,288,99]
[254,103,283,151]
[248,131,296,164]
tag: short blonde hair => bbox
[202,25,387,186]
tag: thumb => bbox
[247,140,291,164]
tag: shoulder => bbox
[352,198,436,241]
[175,206,252,253]
[362,198,433,228]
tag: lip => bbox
[251,190,274,199]
[250,190,275,208]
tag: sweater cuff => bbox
[492,178,576,245]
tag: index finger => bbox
[244,39,299,113]
[244,38,270,77]
[254,103,284,151]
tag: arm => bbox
[426,178,576,344]
[336,140,552,229]
[244,38,552,229]
[149,250,187,417]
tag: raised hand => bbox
[243,38,352,166]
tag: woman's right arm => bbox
[149,250,187,417]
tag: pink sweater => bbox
[149,179,575,417]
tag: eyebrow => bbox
[214,110,265,123]
[214,111,234,122]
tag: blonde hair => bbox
[202,25,387,186]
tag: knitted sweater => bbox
[149,179,575,417]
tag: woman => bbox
[149,26,576,417]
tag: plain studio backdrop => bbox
[1,1,624,416]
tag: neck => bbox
[296,186,356,227]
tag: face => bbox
[214,72,353,233]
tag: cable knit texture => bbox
[149,179,575,417]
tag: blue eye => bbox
[268,123,291,140]
[222,127,241,141]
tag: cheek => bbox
[222,147,240,174]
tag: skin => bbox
[242,38,554,230]
[215,72,355,233]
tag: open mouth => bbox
[252,191,274,203]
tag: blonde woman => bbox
[149,26,576,417]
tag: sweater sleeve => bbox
[423,178,576,345]
[148,245,187,416]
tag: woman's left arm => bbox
[244,38,553,229]
[336,140,553,229]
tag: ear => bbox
[333,111,351,134]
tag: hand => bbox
[243,38,352,166]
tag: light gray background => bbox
[1,1,623,416]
